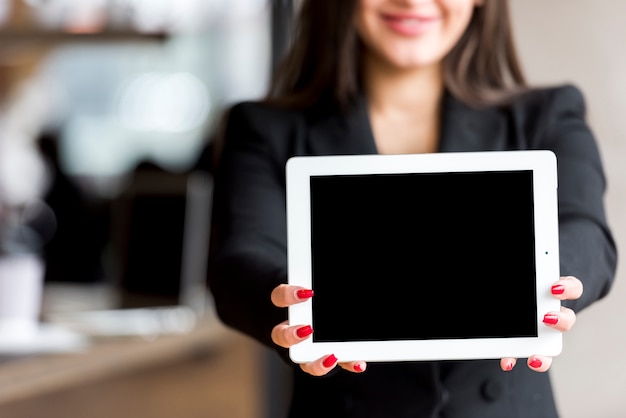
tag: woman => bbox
[209,0,617,417]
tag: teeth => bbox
[398,18,419,25]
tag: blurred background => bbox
[0,1,623,417]
[511,2,626,417]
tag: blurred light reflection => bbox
[0,0,11,25]
[116,72,211,133]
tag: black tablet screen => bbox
[309,171,537,342]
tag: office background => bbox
[0,1,623,417]
[512,2,626,417]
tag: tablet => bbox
[286,151,562,363]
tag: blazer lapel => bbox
[306,92,509,156]
[438,93,509,152]
[307,96,379,156]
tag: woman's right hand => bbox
[270,284,367,376]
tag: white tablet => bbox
[286,151,562,363]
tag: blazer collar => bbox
[307,95,378,156]
[438,92,507,152]
[307,91,507,156]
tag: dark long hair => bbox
[265,0,527,110]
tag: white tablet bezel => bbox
[286,151,562,363]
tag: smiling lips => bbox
[381,13,440,36]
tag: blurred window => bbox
[13,0,271,189]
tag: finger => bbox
[271,320,314,348]
[338,361,367,373]
[527,355,552,372]
[542,306,577,332]
[551,276,583,300]
[500,357,517,371]
[300,354,338,376]
[271,284,314,308]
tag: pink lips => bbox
[381,13,440,36]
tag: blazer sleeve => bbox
[208,103,292,355]
[541,85,618,312]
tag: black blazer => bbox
[210,85,617,418]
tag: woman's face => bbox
[356,0,481,70]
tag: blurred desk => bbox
[0,289,265,418]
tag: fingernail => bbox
[543,314,559,325]
[354,362,366,372]
[529,358,542,368]
[297,289,314,299]
[296,325,313,338]
[322,354,337,368]
[505,362,514,371]
[551,284,565,295]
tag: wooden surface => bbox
[0,317,266,418]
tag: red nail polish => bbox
[529,358,542,368]
[543,314,559,325]
[505,362,514,371]
[322,354,337,368]
[297,289,314,299]
[354,363,363,372]
[551,284,565,295]
[296,325,313,338]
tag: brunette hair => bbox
[265,0,527,109]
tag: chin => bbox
[376,42,445,70]
[386,54,442,71]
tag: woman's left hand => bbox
[500,276,583,372]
